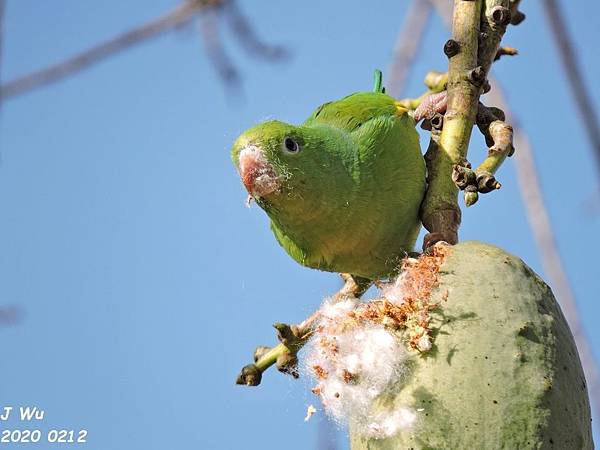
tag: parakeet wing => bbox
[303,92,404,133]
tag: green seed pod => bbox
[350,241,593,449]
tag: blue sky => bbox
[1,1,599,449]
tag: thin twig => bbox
[494,46,518,60]
[544,0,600,179]
[450,103,513,207]
[386,0,433,98]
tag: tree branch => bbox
[451,103,513,206]
[420,0,513,248]
[419,0,482,248]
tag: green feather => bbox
[372,69,385,93]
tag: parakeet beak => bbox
[238,146,279,198]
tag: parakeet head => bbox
[231,120,353,214]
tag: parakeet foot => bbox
[332,273,372,300]
[413,91,448,122]
[421,208,460,250]
[423,231,457,251]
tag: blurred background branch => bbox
[0,0,5,104]
[0,305,22,326]
[0,0,287,101]
[544,0,600,180]
[386,0,433,98]
[198,6,241,88]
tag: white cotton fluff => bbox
[366,407,417,437]
[304,297,417,439]
[380,269,410,305]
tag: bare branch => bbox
[386,0,433,98]
[198,8,240,87]
[223,0,288,61]
[429,0,453,26]
[0,1,214,100]
[543,0,600,180]
[420,0,498,248]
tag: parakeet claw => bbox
[423,231,458,251]
[414,91,448,122]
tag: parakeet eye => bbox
[283,137,300,154]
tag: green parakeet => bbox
[231,73,426,279]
